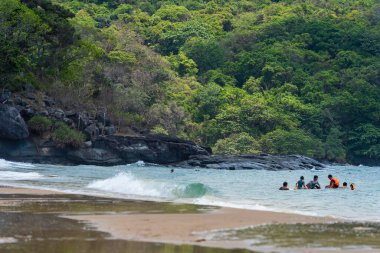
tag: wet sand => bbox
[68,208,332,245]
[1,187,379,253]
[0,186,60,195]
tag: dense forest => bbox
[1,0,380,164]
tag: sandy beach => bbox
[68,208,332,244]
[1,186,378,253]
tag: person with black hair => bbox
[279,182,289,190]
[296,176,307,189]
[306,175,321,189]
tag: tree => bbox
[259,129,324,158]
[214,133,260,155]
[182,38,224,73]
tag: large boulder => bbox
[93,135,210,164]
[0,104,29,140]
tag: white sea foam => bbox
[87,172,175,198]
[0,171,44,180]
[0,159,35,170]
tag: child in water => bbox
[350,183,356,190]
[296,176,307,189]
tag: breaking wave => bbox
[87,172,211,199]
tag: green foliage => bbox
[324,128,346,163]
[259,129,324,158]
[182,39,224,73]
[3,0,380,163]
[52,122,85,148]
[166,52,198,76]
[214,133,260,155]
[151,125,169,136]
[27,116,53,134]
[108,50,136,64]
[154,5,190,22]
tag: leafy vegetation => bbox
[1,0,380,164]
[52,122,86,148]
[27,116,53,134]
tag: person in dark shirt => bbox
[279,182,289,190]
[296,176,307,189]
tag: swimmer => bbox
[279,182,289,190]
[296,176,307,189]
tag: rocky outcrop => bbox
[92,135,210,164]
[0,135,210,166]
[0,104,29,140]
[0,89,326,169]
[175,154,325,170]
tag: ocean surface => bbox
[0,159,379,222]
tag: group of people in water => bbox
[279,174,356,190]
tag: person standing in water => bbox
[296,176,307,189]
[327,174,340,188]
[306,175,321,189]
[342,182,348,189]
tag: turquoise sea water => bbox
[0,159,379,222]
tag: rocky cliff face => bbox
[0,104,29,140]
[0,135,210,166]
[0,88,325,170]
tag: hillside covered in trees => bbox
[1,0,380,164]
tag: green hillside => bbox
[1,0,380,164]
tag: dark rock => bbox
[63,117,74,126]
[92,135,210,164]
[53,108,65,119]
[0,90,11,103]
[0,104,29,140]
[15,96,27,107]
[15,105,25,112]
[104,125,116,135]
[78,114,91,130]
[176,154,325,170]
[23,84,36,94]
[4,99,13,106]
[84,124,99,141]
[65,110,77,117]
[43,96,55,107]
[25,93,36,100]
[68,112,90,130]
[96,112,111,127]
[84,141,92,148]
[201,146,213,154]
[0,132,326,169]
[20,107,36,121]
[38,110,49,116]
[68,148,123,166]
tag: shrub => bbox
[151,125,169,136]
[52,122,85,148]
[213,132,260,155]
[259,129,324,158]
[27,115,53,134]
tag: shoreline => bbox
[0,186,336,250]
[1,186,379,253]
